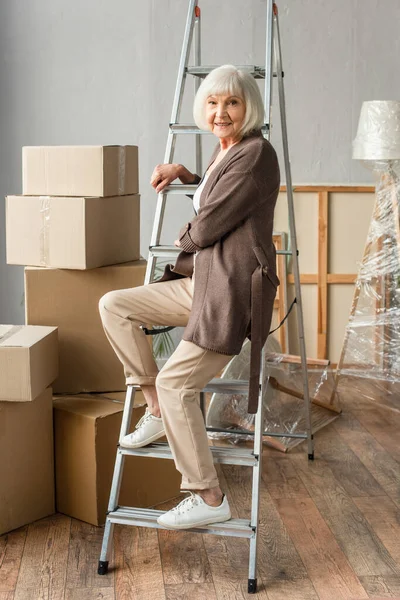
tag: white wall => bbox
[1,0,400,322]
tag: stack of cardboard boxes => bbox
[0,324,58,535]
[2,145,181,532]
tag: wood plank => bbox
[64,587,115,600]
[154,495,213,586]
[14,514,70,600]
[219,463,310,586]
[259,578,318,600]
[333,412,400,508]
[158,528,212,585]
[288,274,358,285]
[0,528,27,593]
[318,191,328,359]
[164,583,217,600]
[359,574,400,597]
[280,185,374,193]
[327,274,357,284]
[65,519,114,590]
[287,274,317,285]
[314,423,385,498]
[354,496,400,565]
[350,402,400,464]
[263,457,310,500]
[202,464,270,599]
[292,453,400,577]
[275,497,368,600]
[114,524,165,600]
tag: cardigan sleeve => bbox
[178,169,262,252]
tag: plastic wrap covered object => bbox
[334,162,400,412]
[206,339,340,452]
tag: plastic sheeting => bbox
[334,161,400,413]
[206,338,339,452]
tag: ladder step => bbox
[149,245,181,259]
[164,183,198,194]
[187,65,266,79]
[170,124,269,135]
[149,246,291,260]
[107,506,254,538]
[120,442,257,466]
[170,124,210,134]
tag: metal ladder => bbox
[98,1,314,594]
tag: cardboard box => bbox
[25,260,147,394]
[0,387,55,535]
[6,194,140,269]
[0,324,58,401]
[23,145,138,197]
[53,392,181,526]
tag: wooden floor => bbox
[1,392,400,600]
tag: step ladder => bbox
[98,1,314,594]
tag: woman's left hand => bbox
[174,239,181,247]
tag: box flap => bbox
[0,324,57,348]
[53,391,146,419]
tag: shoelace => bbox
[171,492,200,515]
[134,408,154,431]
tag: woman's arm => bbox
[177,146,280,253]
[150,164,200,193]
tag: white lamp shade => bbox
[353,100,400,160]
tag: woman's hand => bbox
[174,239,181,248]
[150,164,181,193]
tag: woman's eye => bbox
[230,100,238,105]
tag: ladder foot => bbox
[98,561,109,576]
[308,453,314,461]
[248,578,257,593]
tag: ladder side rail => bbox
[248,352,267,592]
[273,7,314,458]
[194,7,203,175]
[146,1,198,285]
[264,0,275,139]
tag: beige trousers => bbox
[98,273,233,491]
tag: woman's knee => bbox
[98,290,121,316]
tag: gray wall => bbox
[1,0,399,323]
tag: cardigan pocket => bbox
[252,246,280,289]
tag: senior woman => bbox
[99,65,280,530]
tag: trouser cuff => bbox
[180,479,220,491]
[125,375,157,386]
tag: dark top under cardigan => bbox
[155,129,280,413]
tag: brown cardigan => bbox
[156,130,280,413]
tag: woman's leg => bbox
[98,277,194,401]
[155,340,233,503]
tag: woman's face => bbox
[205,94,246,143]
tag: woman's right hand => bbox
[150,163,181,193]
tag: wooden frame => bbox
[280,185,375,361]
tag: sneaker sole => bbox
[120,429,166,449]
[156,512,232,530]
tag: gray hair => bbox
[193,65,265,137]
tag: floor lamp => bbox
[333,100,400,409]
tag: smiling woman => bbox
[99,64,280,531]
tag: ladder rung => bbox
[107,506,254,538]
[164,183,198,194]
[204,378,249,393]
[187,65,266,79]
[149,245,181,259]
[170,124,210,134]
[119,442,258,466]
[170,124,269,135]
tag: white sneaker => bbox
[120,407,165,448]
[157,491,231,530]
